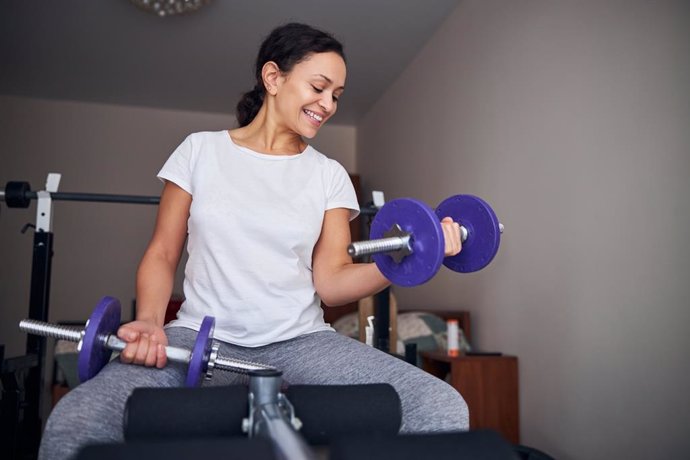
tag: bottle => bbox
[365,315,374,347]
[447,319,459,357]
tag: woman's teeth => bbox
[304,110,323,122]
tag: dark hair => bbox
[236,23,346,127]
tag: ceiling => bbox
[0,0,460,125]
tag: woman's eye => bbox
[311,84,339,103]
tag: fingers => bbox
[441,217,462,257]
[134,333,151,364]
[118,325,139,364]
[156,342,167,369]
[118,324,139,343]
[120,342,137,364]
[120,334,163,367]
[117,322,168,368]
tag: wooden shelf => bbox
[421,351,519,444]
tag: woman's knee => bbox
[45,360,185,434]
[398,374,469,433]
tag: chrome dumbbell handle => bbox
[19,319,192,361]
[19,320,82,342]
[214,356,273,373]
[348,224,415,261]
[348,236,412,259]
[19,319,274,374]
[103,335,192,362]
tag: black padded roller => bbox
[77,438,276,460]
[123,385,248,441]
[330,430,517,460]
[285,383,402,445]
[5,181,32,208]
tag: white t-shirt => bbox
[157,131,360,347]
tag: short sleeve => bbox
[157,135,195,194]
[325,160,360,221]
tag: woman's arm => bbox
[312,209,463,307]
[117,181,191,367]
[312,208,389,306]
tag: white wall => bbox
[357,0,690,458]
[0,95,356,357]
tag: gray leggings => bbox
[40,327,468,460]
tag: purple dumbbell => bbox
[18,296,275,386]
[348,195,503,286]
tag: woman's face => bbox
[274,52,346,138]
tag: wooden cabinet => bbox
[421,351,519,444]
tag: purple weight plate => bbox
[185,316,215,387]
[78,296,121,382]
[436,195,501,273]
[371,198,445,286]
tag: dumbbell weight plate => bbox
[185,316,215,387]
[370,198,445,286]
[435,195,501,273]
[78,296,121,382]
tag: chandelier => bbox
[129,0,211,17]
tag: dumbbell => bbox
[348,195,503,286]
[19,296,276,387]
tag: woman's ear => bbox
[261,61,282,96]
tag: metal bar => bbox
[375,287,391,352]
[18,320,82,342]
[215,356,274,373]
[50,192,160,205]
[348,236,409,258]
[359,205,378,217]
[3,189,377,212]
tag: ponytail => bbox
[236,85,265,127]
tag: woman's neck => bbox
[230,106,306,155]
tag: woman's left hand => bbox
[440,217,462,257]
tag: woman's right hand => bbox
[117,321,169,368]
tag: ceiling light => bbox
[129,0,211,17]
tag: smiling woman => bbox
[38,22,467,460]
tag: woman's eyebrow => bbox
[312,74,345,90]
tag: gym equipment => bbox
[89,372,524,460]
[18,296,276,387]
[284,384,401,445]
[237,371,401,459]
[124,386,250,440]
[1,180,160,207]
[123,383,402,446]
[93,375,402,460]
[244,369,317,459]
[77,438,277,460]
[348,195,503,286]
[330,430,517,460]
[0,179,379,215]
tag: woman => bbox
[40,23,468,459]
